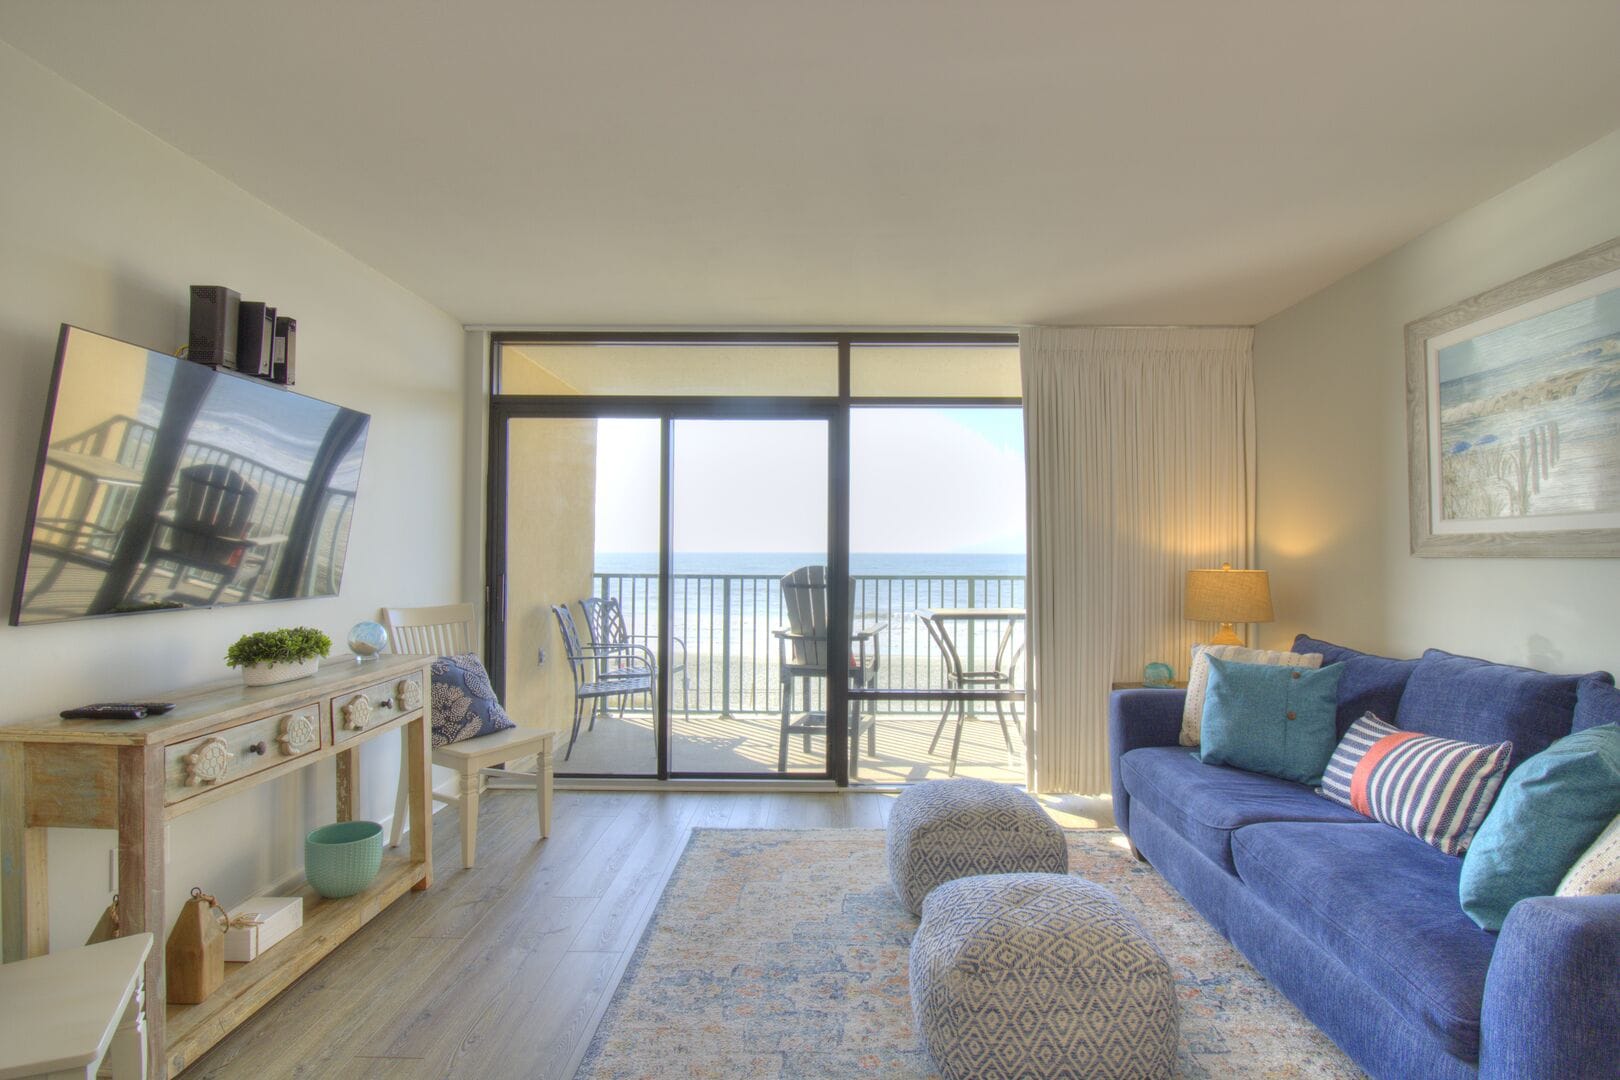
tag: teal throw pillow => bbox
[1459,723,1620,931]
[1199,656,1344,785]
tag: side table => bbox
[0,933,153,1079]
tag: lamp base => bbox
[1207,623,1245,647]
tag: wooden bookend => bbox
[166,888,227,1004]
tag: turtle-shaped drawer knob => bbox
[396,677,423,712]
[278,712,319,755]
[342,694,374,731]
[184,737,235,786]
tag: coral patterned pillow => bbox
[430,653,516,747]
[1318,712,1511,856]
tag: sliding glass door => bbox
[669,418,830,775]
[490,400,841,781]
[486,333,1020,786]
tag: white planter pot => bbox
[241,657,322,687]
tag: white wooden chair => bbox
[383,603,554,869]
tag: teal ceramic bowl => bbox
[305,820,383,899]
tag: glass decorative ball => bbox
[1142,661,1174,688]
[347,620,389,660]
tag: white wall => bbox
[0,44,467,949]
[1254,127,1620,673]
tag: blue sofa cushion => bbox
[1572,675,1620,732]
[1395,648,1606,766]
[1293,634,1419,737]
[1118,746,1367,874]
[1231,821,1497,1064]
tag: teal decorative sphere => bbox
[1143,662,1174,688]
[347,620,388,659]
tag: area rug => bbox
[577,828,1364,1079]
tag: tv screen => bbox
[10,325,370,625]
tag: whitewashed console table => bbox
[0,654,435,1078]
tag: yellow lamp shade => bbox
[1185,563,1273,645]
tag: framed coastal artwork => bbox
[1406,236,1620,557]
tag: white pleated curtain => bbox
[1021,327,1256,795]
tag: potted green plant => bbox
[226,627,333,686]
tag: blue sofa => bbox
[1107,635,1620,1080]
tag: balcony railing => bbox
[592,571,1025,715]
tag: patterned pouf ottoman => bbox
[910,873,1178,1080]
[886,778,1067,915]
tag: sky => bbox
[592,409,1026,554]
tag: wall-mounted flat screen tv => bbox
[10,325,370,625]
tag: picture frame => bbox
[1406,236,1620,557]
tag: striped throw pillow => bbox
[1319,713,1512,856]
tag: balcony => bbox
[555,569,1027,783]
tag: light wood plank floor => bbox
[183,788,1112,1079]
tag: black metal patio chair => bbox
[920,611,1020,777]
[551,602,653,760]
[580,595,691,720]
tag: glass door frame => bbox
[485,330,1019,786]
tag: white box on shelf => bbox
[224,895,303,962]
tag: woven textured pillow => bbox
[1199,657,1344,785]
[430,653,516,748]
[1558,814,1620,896]
[1319,712,1512,856]
[1180,644,1323,746]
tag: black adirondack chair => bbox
[773,565,882,775]
[132,464,264,603]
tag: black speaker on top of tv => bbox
[187,285,239,367]
[237,301,275,377]
[273,315,297,385]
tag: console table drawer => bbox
[332,671,424,743]
[164,705,325,804]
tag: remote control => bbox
[60,704,151,720]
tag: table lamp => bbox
[1184,563,1273,646]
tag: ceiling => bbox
[4,1,1619,328]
